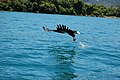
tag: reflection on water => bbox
[49,45,77,80]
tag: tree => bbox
[73,0,84,15]
[39,2,57,14]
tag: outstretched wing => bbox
[56,24,75,37]
[43,27,52,32]
[56,24,69,30]
[43,24,79,41]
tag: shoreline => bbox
[0,11,119,19]
[103,16,120,19]
[0,0,120,18]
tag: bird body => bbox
[43,24,80,41]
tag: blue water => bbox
[0,11,120,80]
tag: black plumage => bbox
[43,24,80,41]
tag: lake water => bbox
[0,11,120,80]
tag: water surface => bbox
[0,11,120,80]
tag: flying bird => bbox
[43,24,80,41]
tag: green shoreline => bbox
[0,0,120,18]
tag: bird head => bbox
[74,31,80,34]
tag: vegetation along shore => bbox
[0,0,120,18]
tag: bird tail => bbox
[43,27,52,32]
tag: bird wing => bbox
[56,24,75,37]
[56,24,69,31]
[43,27,52,32]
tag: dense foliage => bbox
[0,0,120,17]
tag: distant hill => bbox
[84,0,120,6]
[0,0,7,2]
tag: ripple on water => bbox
[0,12,120,80]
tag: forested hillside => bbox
[0,0,120,17]
[84,0,120,6]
